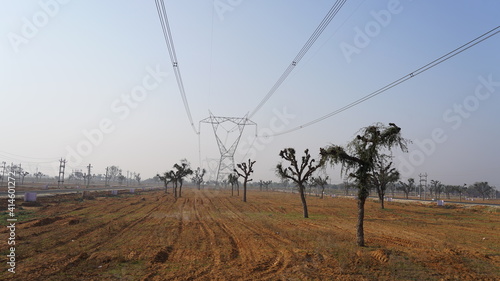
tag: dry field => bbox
[1,188,499,280]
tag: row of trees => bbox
[394,179,495,201]
[275,122,408,247]
[67,166,141,187]
[157,159,194,198]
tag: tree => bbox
[157,171,175,194]
[34,172,45,182]
[430,180,443,199]
[457,184,468,201]
[117,173,126,185]
[263,180,272,191]
[135,173,141,186]
[320,123,409,247]
[234,159,255,202]
[443,185,455,199]
[20,171,29,185]
[191,167,206,190]
[228,173,239,196]
[343,178,351,196]
[310,175,329,199]
[398,178,415,199]
[371,158,399,209]
[277,148,322,218]
[173,159,193,198]
[107,166,121,183]
[471,182,494,200]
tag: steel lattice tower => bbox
[200,112,256,184]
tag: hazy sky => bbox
[1,0,499,187]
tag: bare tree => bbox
[135,173,141,186]
[174,159,193,198]
[234,159,255,202]
[191,167,206,190]
[371,158,400,209]
[310,175,329,199]
[263,180,272,191]
[277,148,322,218]
[20,171,29,185]
[157,171,175,194]
[320,123,409,247]
[228,173,239,196]
[107,166,121,183]
[398,178,415,199]
[34,172,45,182]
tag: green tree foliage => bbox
[371,158,399,209]
[320,123,409,247]
[471,182,494,200]
[398,178,415,199]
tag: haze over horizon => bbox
[1,0,499,188]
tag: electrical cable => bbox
[265,25,500,137]
[155,0,199,134]
[249,0,347,118]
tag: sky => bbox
[1,0,499,187]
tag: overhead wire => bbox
[155,0,199,134]
[249,0,347,118]
[265,25,500,137]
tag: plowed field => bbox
[1,188,499,280]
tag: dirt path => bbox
[1,189,498,280]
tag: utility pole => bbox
[57,158,67,188]
[127,171,129,186]
[419,173,427,200]
[86,164,92,188]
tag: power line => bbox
[267,25,500,137]
[249,0,347,118]
[155,0,198,134]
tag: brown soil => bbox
[1,189,499,280]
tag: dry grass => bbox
[0,189,499,280]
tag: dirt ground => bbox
[1,188,499,280]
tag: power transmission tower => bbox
[57,158,67,188]
[0,161,5,188]
[200,112,256,185]
[419,173,427,200]
[86,164,92,188]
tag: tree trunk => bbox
[231,184,234,196]
[243,182,247,202]
[379,192,385,209]
[320,186,325,199]
[299,184,309,218]
[357,196,367,246]
[237,183,239,196]
[179,182,183,197]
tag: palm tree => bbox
[371,158,400,209]
[320,123,409,246]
